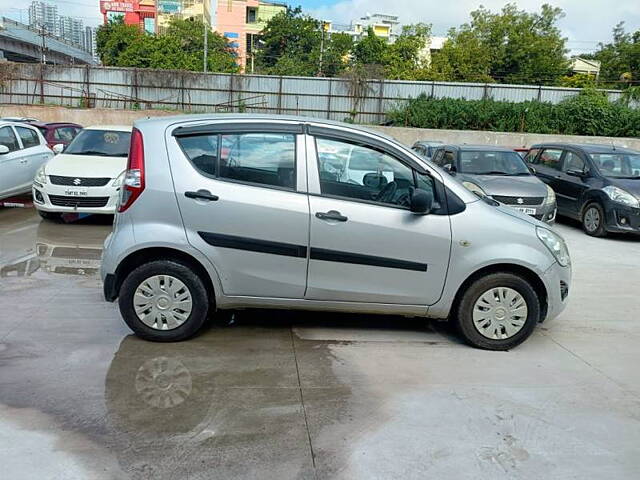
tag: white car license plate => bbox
[64,188,88,197]
[515,207,536,215]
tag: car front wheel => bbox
[582,203,607,237]
[118,260,210,342]
[454,273,540,350]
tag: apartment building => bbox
[28,1,59,35]
[214,0,287,71]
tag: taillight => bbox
[118,128,145,213]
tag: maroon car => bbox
[29,122,83,149]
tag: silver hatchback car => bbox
[101,115,571,350]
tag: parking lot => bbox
[1,207,639,479]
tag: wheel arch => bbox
[109,247,216,307]
[451,263,549,322]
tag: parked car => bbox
[0,117,39,123]
[32,125,132,219]
[0,121,54,201]
[29,122,83,149]
[525,143,640,236]
[411,140,443,160]
[431,145,557,224]
[101,115,571,351]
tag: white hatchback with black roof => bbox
[33,125,132,220]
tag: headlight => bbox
[536,227,571,267]
[112,170,126,187]
[602,186,639,208]
[544,185,556,206]
[34,165,47,185]
[462,181,486,197]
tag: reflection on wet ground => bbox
[1,207,640,479]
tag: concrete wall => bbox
[1,104,639,150]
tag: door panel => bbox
[170,128,310,298]
[14,126,49,191]
[556,151,589,216]
[306,196,451,305]
[307,135,451,306]
[0,126,24,198]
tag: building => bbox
[214,0,287,71]
[84,26,99,62]
[28,1,58,35]
[327,13,400,44]
[99,0,157,33]
[571,57,601,77]
[419,36,446,66]
[157,0,211,33]
[58,16,84,47]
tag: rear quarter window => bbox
[15,126,41,148]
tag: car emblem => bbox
[73,178,82,185]
[517,198,524,204]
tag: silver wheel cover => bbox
[133,275,193,330]
[472,287,528,340]
[584,207,600,232]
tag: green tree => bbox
[586,22,640,87]
[384,23,431,80]
[96,18,238,73]
[430,3,569,84]
[352,27,388,65]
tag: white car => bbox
[32,125,132,219]
[0,121,53,201]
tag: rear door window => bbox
[177,132,296,190]
[15,126,40,149]
[563,152,586,172]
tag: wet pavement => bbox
[1,207,639,479]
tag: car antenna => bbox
[611,141,616,151]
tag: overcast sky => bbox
[2,0,639,54]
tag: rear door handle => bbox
[315,210,348,222]
[185,190,219,202]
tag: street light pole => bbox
[203,19,208,73]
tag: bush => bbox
[387,91,640,138]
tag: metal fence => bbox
[0,63,627,124]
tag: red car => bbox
[28,122,83,149]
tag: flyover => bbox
[0,17,96,65]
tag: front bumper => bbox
[540,261,572,323]
[603,203,640,234]
[32,182,119,215]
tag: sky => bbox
[2,0,639,54]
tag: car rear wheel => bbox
[119,260,210,342]
[454,273,540,350]
[582,203,607,237]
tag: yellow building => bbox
[156,0,212,32]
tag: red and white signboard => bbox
[99,1,135,13]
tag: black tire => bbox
[581,202,607,237]
[38,210,61,221]
[118,260,210,342]
[454,273,540,351]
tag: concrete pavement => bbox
[0,208,639,479]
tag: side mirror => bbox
[52,144,65,154]
[410,188,433,215]
[566,169,588,178]
[528,166,537,175]
[443,164,456,175]
[0,145,9,155]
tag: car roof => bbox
[84,125,132,132]
[440,144,519,153]
[133,113,388,140]
[0,121,39,129]
[28,121,82,128]
[414,140,444,146]
[530,143,640,155]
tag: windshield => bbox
[64,129,131,157]
[459,150,530,175]
[590,153,640,179]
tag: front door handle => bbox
[315,210,348,222]
[20,159,28,164]
[185,190,219,202]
